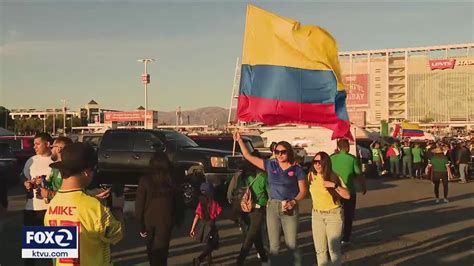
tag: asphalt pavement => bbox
[1,177,473,265]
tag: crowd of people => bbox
[367,137,472,202]
[7,130,472,265]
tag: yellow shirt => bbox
[308,173,346,211]
[44,189,123,266]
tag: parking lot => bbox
[1,176,473,265]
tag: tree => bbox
[0,106,14,131]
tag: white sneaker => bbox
[443,198,449,203]
[341,240,351,246]
[435,199,440,203]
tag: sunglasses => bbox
[274,149,288,155]
[313,160,321,165]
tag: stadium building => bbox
[339,43,474,130]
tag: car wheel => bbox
[181,180,197,208]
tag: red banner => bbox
[141,74,150,84]
[342,74,369,106]
[429,59,456,70]
[104,111,153,122]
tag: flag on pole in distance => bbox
[237,4,352,140]
[401,121,424,137]
[392,123,401,138]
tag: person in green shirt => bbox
[401,141,413,178]
[429,146,449,203]
[387,142,401,178]
[229,153,269,265]
[40,137,110,202]
[331,139,367,245]
[411,143,424,178]
[370,141,384,176]
[40,136,73,201]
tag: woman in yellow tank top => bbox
[308,152,350,266]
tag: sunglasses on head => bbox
[313,160,321,165]
[274,149,288,155]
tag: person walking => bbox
[331,139,366,246]
[412,142,424,178]
[401,141,413,178]
[429,146,450,203]
[387,142,401,178]
[233,157,269,265]
[190,182,222,265]
[22,133,53,266]
[135,152,184,266]
[234,131,307,266]
[370,141,384,176]
[309,152,350,266]
[44,142,123,265]
[456,142,471,184]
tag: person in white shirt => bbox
[22,133,53,266]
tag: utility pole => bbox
[61,99,67,136]
[137,59,155,129]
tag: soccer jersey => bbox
[44,189,123,266]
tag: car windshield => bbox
[162,131,198,148]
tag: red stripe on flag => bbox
[237,95,352,140]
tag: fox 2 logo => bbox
[22,226,78,249]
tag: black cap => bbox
[49,142,97,173]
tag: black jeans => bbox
[145,226,172,266]
[23,210,47,266]
[237,207,268,265]
[341,194,357,242]
[433,172,448,199]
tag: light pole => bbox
[61,99,67,135]
[137,58,155,129]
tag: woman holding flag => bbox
[234,131,307,266]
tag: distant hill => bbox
[157,107,231,127]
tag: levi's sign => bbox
[429,59,456,70]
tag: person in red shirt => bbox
[190,182,222,265]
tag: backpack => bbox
[239,177,260,213]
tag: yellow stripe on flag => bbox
[401,121,421,130]
[242,4,344,90]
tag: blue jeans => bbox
[390,160,400,177]
[402,157,413,177]
[375,161,383,175]
[266,199,301,266]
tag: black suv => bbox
[0,143,20,187]
[97,129,240,206]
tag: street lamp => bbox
[137,58,155,129]
[60,99,67,136]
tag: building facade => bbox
[339,43,474,128]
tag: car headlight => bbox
[210,157,227,168]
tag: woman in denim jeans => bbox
[234,131,307,266]
[309,152,350,266]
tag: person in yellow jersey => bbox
[44,142,123,266]
[308,152,350,266]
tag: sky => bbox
[1,0,473,112]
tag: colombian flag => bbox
[237,4,352,140]
[401,122,424,137]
